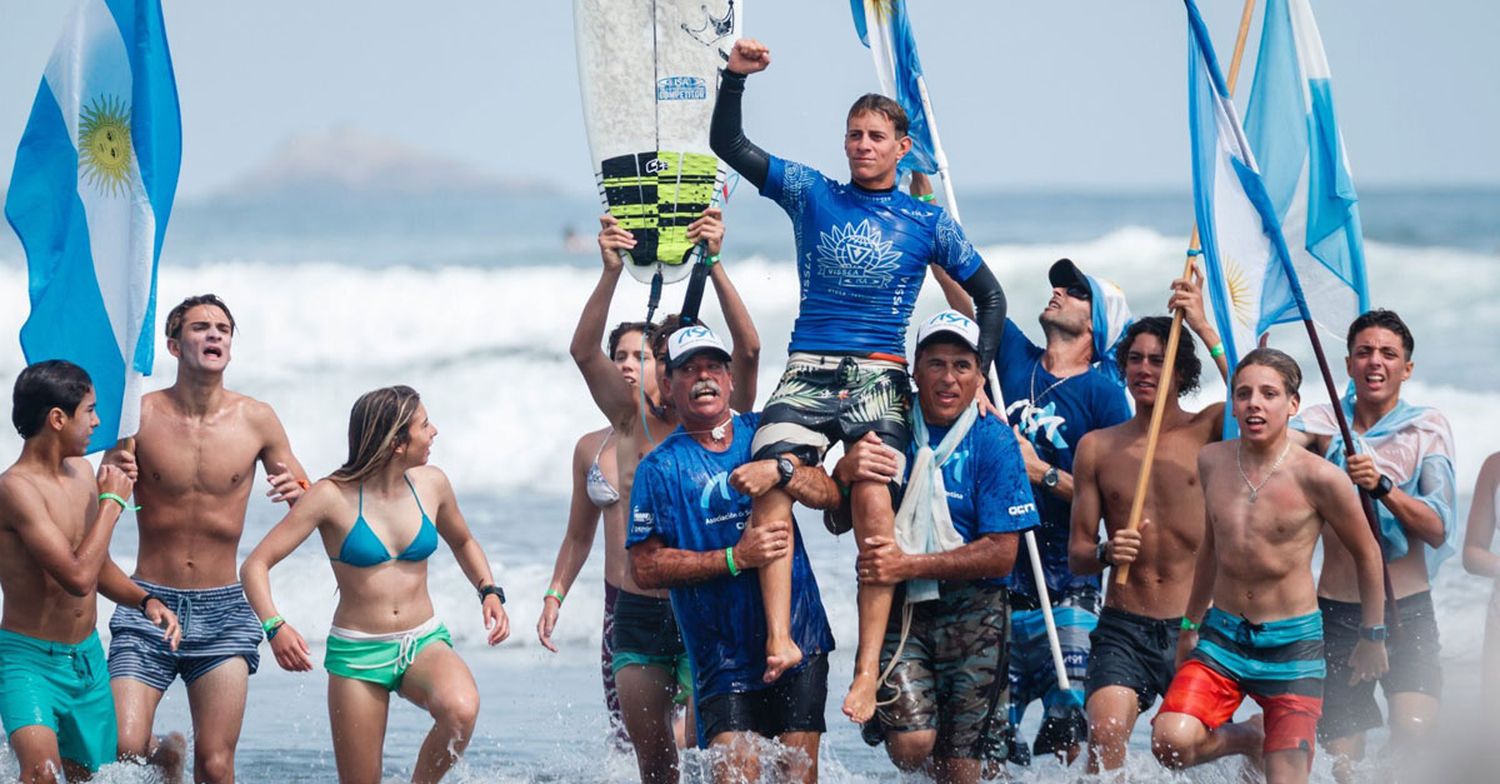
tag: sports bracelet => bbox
[705,254,721,268]
[98,492,141,512]
[725,546,740,577]
[1209,342,1226,359]
[261,615,285,634]
[1180,616,1201,632]
[544,589,566,606]
[139,593,164,613]
[917,193,936,202]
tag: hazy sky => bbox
[3,1,1497,199]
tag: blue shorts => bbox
[1006,588,1099,760]
[109,579,262,691]
[0,630,117,772]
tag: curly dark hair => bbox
[1116,317,1201,398]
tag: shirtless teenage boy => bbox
[1068,273,1229,773]
[0,361,180,782]
[1152,349,1388,784]
[103,295,308,784]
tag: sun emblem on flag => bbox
[816,219,902,289]
[78,95,133,197]
[1224,256,1254,328]
[869,0,894,24]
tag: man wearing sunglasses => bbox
[995,258,1133,768]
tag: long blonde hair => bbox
[330,385,422,484]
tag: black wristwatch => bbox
[139,593,164,613]
[1360,624,1388,642]
[477,584,506,606]
[1369,474,1394,500]
[1042,465,1060,489]
[1095,540,1114,568]
[776,456,797,488]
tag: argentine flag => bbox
[1244,0,1369,338]
[849,0,942,177]
[5,0,180,452]
[1185,0,1310,376]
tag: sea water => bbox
[0,187,1497,781]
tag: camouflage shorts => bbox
[873,581,1011,761]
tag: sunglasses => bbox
[1065,284,1092,301]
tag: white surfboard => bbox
[574,0,742,284]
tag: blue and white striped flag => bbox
[1244,0,1369,337]
[1185,0,1309,375]
[849,0,939,175]
[5,0,180,452]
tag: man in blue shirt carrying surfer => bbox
[833,311,1040,782]
[628,325,842,782]
[710,37,1009,726]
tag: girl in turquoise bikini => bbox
[242,385,509,783]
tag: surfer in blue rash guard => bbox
[568,207,762,784]
[628,325,843,784]
[710,37,1009,726]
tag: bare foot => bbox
[763,640,803,683]
[149,731,188,784]
[842,673,879,724]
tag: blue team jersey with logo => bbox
[626,412,835,700]
[761,156,984,356]
[996,320,1131,598]
[910,414,1041,587]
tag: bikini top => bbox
[332,475,439,567]
[585,430,621,507]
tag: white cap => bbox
[914,310,980,353]
[665,325,732,370]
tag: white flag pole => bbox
[916,74,1070,693]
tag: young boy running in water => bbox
[0,361,180,782]
[1152,349,1389,784]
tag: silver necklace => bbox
[1236,440,1292,503]
[683,415,733,443]
[1029,361,1074,406]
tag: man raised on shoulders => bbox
[710,37,1008,724]
[628,326,841,783]
[103,295,308,784]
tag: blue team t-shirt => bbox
[626,412,835,701]
[996,320,1131,598]
[909,413,1041,587]
[760,156,984,356]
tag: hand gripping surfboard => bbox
[573,0,742,284]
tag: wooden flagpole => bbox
[1115,0,1257,585]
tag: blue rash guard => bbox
[760,156,984,356]
[910,414,1041,587]
[996,321,1131,599]
[626,412,835,701]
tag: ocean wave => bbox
[0,229,1496,499]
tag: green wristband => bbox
[1180,616,1201,632]
[1209,342,1226,359]
[261,615,285,634]
[705,254,720,268]
[544,589,565,605]
[98,492,141,512]
[725,546,740,577]
[917,193,936,202]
